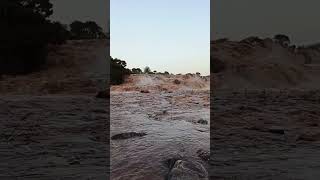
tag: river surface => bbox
[211,89,320,180]
[0,95,108,179]
[111,90,210,180]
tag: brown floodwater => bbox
[111,90,209,180]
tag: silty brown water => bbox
[111,89,209,180]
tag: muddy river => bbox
[111,90,210,180]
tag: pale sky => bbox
[111,0,210,75]
[50,0,109,31]
[212,0,320,45]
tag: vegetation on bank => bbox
[110,56,184,85]
[210,34,320,73]
[110,57,131,85]
[110,57,204,85]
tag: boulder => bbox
[95,90,109,99]
[111,132,147,140]
[167,159,208,180]
[197,119,208,125]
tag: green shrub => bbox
[144,66,151,74]
[70,20,106,40]
[110,57,131,85]
[131,68,142,74]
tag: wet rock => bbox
[166,158,208,180]
[197,149,210,162]
[140,90,150,93]
[238,105,262,112]
[95,90,109,99]
[296,132,320,142]
[161,87,168,91]
[111,132,147,140]
[68,156,81,165]
[173,79,181,85]
[247,126,285,135]
[197,119,208,125]
[310,123,318,127]
[267,126,285,135]
[196,128,207,133]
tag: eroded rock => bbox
[173,79,181,85]
[95,90,109,99]
[197,119,208,125]
[111,132,147,140]
[140,90,150,93]
[297,132,320,142]
[166,158,208,180]
[268,126,285,135]
[197,149,210,162]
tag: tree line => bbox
[110,57,172,85]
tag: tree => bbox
[132,68,142,74]
[196,72,201,76]
[144,66,151,74]
[0,0,62,74]
[13,0,54,18]
[112,58,127,68]
[85,21,105,38]
[110,57,131,85]
[70,20,106,39]
[70,21,84,38]
[48,21,70,45]
[274,34,290,47]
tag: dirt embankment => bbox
[111,74,210,93]
[211,37,320,90]
[0,40,108,95]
